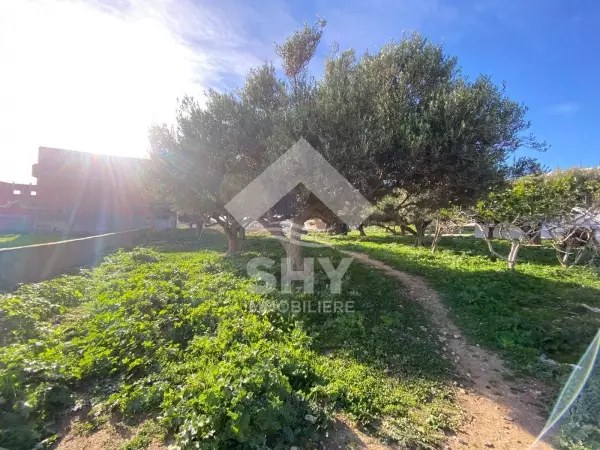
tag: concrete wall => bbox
[0,214,35,233]
[0,228,149,289]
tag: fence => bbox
[0,229,149,289]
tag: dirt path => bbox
[340,249,554,450]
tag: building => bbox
[0,181,37,207]
[31,146,174,235]
[0,181,38,233]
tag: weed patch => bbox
[0,231,457,449]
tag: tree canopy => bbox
[143,21,546,262]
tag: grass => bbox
[312,230,600,449]
[0,234,71,249]
[0,229,458,450]
[314,230,600,378]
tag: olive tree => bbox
[475,175,566,269]
[144,23,546,265]
[143,93,262,253]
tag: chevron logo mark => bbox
[225,139,373,227]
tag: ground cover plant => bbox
[0,229,458,449]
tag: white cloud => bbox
[0,0,295,183]
[545,102,581,116]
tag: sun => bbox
[0,0,200,183]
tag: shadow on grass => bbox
[322,235,600,370]
[148,228,456,383]
[0,233,71,249]
[346,233,562,266]
[149,229,570,441]
[148,228,230,253]
[142,229,600,370]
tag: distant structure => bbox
[30,147,175,235]
[0,181,38,233]
[0,181,37,207]
[0,147,175,235]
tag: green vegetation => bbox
[145,22,543,262]
[0,234,71,249]
[0,230,457,449]
[315,230,600,450]
[474,169,600,269]
[554,362,600,450]
[316,230,600,379]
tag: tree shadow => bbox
[434,236,560,266]
[0,233,71,249]
[147,228,230,253]
[329,232,568,267]
[327,238,600,368]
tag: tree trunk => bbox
[284,216,306,270]
[414,220,430,247]
[431,221,443,254]
[415,228,425,246]
[227,234,239,253]
[238,225,246,240]
[358,224,366,236]
[560,244,572,268]
[529,231,542,245]
[400,224,407,236]
[507,241,521,270]
[222,223,239,254]
[487,225,495,239]
[283,240,304,271]
[195,221,204,240]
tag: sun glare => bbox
[0,0,201,183]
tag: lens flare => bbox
[532,328,600,448]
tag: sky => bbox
[0,0,598,184]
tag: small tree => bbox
[367,191,414,237]
[474,157,548,240]
[144,95,252,253]
[475,175,569,269]
[543,169,600,267]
